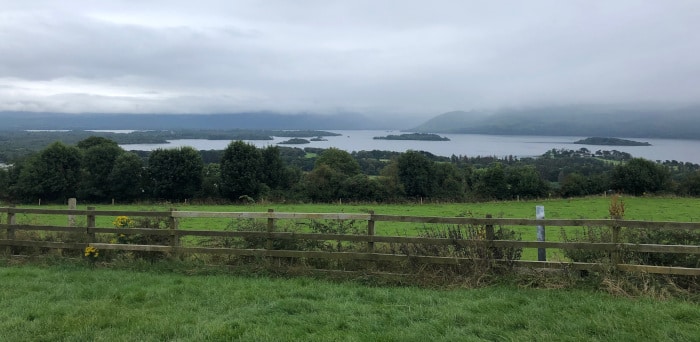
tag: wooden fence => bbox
[1,207,699,276]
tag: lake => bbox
[120,130,700,164]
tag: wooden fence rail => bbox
[1,207,699,276]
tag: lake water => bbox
[120,130,700,164]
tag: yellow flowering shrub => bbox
[84,245,99,258]
[113,216,133,228]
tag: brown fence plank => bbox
[616,264,700,276]
[0,224,84,233]
[90,243,172,252]
[3,207,700,277]
[88,227,173,236]
[0,208,170,217]
[0,239,86,249]
[172,211,371,220]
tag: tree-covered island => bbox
[373,133,450,141]
[574,137,651,146]
[279,138,310,144]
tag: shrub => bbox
[111,215,171,262]
[561,196,700,268]
[387,223,523,281]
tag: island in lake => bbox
[279,138,310,145]
[574,137,651,146]
[373,133,450,141]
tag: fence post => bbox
[169,209,180,257]
[6,205,16,255]
[536,206,546,262]
[68,198,77,227]
[485,214,497,258]
[367,210,375,252]
[485,214,495,240]
[266,209,275,250]
[611,220,621,268]
[86,207,96,244]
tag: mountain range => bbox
[0,112,393,131]
[411,105,700,139]
[3,105,700,139]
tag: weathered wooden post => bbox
[611,219,622,268]
[484,214,495,240]
[68,198,77,227]
[485,214,496,257]
[169,209,180,258]
[266,209,275,250]
[367,210,375,252]
[609,195,624,270]
[6,205,16,255]
[536,206,546,262]
[86,207,96,244]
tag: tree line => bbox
[1,137,700,204]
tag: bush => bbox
[561,196,700,268]
[387,224,522,280]
[111,215,171,262]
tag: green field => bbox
[5,196,700,261]
[7,195,700,222]
[1,263,698,341]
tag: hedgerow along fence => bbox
[1,206,699,276]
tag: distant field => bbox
[1,264,697,341]
[7,195,700,221]
[4,196,700,261]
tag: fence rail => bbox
[1,207,699,276]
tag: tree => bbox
[432,162,466,199]
[506,165,548,199]
[0,167,8,200]
[147,147,203,201]
[77,136,119,150]
[314,148,361,177]
[108,153,144,202]
[220,141,262,201]
[14,142,82,202]
[679,171,700,196]
[301,148,364,202]
[78,137,124,201]
[471,162,508,200]
[302,164,345,202]
[559,173,589,198]
[377,159,405,200]
[200,163,221,199]
[339,174,383,202]
[610,158,670,195]
[260,146,287,190]
[396,151,435,198]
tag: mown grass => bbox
[1,262,698,341]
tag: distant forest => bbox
[2,132,700,204]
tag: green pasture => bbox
[0,264,697,341]
[3,196,700,261]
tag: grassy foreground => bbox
[1,263,699,341]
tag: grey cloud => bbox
[0,0,699,116]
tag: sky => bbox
[1,1,699,119]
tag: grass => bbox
[4,196,700,261]
[7,195,700,223]
[1,262,698,341]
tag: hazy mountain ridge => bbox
[412,105,700,139]
[0,112,391,131]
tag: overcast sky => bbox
[1,1,699,118]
